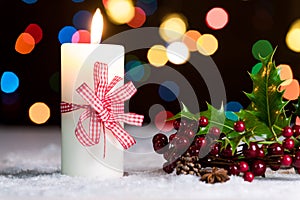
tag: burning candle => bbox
[61,9,125,178]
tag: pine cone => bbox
[200,167,230,184]
[175,153,202,176]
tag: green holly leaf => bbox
[199,103,235,134]
[237,110,273,139]
[293,97,300,117]
[167,102,198,121]
[244,50,290,140]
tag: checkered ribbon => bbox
[61,62,144,150]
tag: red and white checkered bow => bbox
[61,62,144,150]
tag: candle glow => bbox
[91,8,103,44]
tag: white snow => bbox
[1,126,300,200]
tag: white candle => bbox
[61,9,125,178]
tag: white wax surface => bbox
[61,43,125,178]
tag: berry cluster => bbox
[152,117,300,182]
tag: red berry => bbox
[282,126,293,138]
[228,164,240,176]
[283,138,295,150]
[188,145,200,157]
[281,155,292,167]
[209,127,221,138]
[257,148,265,158]
[152,133,168,144]
[293,151,300,168]
[153,140,168,154]
[184,129,196,140]
[270,165,280,171]
[173,120,180,130]
[221,145,233,158]
[234,121,246,132]
[195,136,207,149]
[198,116,209,127]
[251,160,266,176]
[175,136,190,151]
[268,143,283,155]
[210,143,220,156]
[243,171,254,182]
[239,161,249,172]
[163,162,175,174]
[243,142,258,158]
[293,124,300,138]
[169,133,176,142]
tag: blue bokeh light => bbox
[72,0,85,3]
[136,0,157,16]
[58,26,77,44]
[225,101,243,112]
[158,81,180,102]
[1,72,20,93]
[125,60,144,82]
[22,0,38,4]
[72,10,92,30]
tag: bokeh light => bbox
[225,111,239,121]
[29,102,51,124]
[22,0,38,4]
[106,0,135,24]
[154,110,174,132]
[206,7,229,30]
[139,64,151,82]
[278,64,293,86]
[252,40,273,60]
[166,42,190,65]
[58,26,77,44]
[251,63,263,75]
[182,30,201,52]
[24,24,43,44]
[286,28,300,53]
[136,0,157,16]
[225,101,243,112]
[196,34,218,56]
[158,81,180,102]
[72,10,92,30]
[1,93,20,105]
[159,13,187,43]
[49,72,59,93]
[72,30,91,43]
[15,33,35,54]
[72,0,85,2]
[296,116,300,126]
[1,72,19,94]
[279,79,299,100]
[127,7,146,28]
[125,60,144,82]
[147,45,168,67]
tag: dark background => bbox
[0,0,300,126]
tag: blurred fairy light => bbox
[159,13,187,43]
[29,102,51,124]
[166,41,190,65]
[147,45,168,67]
[106,0,135,24]
[182,30,201,52]
[0,72,19,93]
[196,34,218,56]
[206,7,229,30]
[278,64,293,86]
[127,7,146,28]
[286,28,300,53]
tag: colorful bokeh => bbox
[0,72,19,94]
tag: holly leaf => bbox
[244,51,290,140]
[237,110,273,139]
[293,97,300,117]
[198,102,235,135]
[167,102,198,121]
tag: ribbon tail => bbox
[61,101,82,113]
[105,122,136,149]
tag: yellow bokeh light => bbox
[290,19,300,30]
[29,102,50,124]
[196,34,218,56]
[159,13,187,43]
[286,28,300,53]
[147,45,168,67]
[106,0,135,24]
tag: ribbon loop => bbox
[61,62,144,150]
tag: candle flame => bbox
[91,8,103,44]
